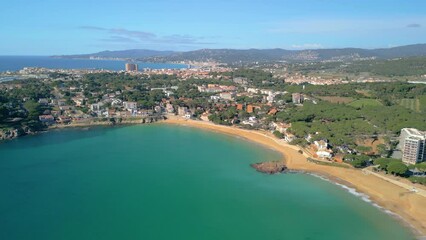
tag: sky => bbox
[0,0,425,55]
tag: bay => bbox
[0,56,187,72]
[0,125,414,239]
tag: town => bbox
[1,63,426,186]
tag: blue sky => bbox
[1,0,425,55]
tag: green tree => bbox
[224,107,237,119]
[347,155,369,168]
[356,145,372,153]
[386,162,408,176]
[23,101,42,120]
[376,144,389,157]
[413,162,426,172]
[373,158,398,170]
[351,158,368,168]
[290,138,308,146]
[409,176,426,185]
[0,104,8,122]
[273,131,284,139]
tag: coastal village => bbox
[1,63,426,180]
[3,0,426,238]
[1,61,426,236]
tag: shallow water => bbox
[0,125,415,239]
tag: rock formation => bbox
[251,161,287,174]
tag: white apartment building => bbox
[400,128,426,165]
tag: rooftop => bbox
[402,128,426,139]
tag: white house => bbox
[314,140,328,151]
[90,103,104,112]
[123,101,137,111]
[242,116,258,126]
[178,106,189,116]
[284,133,296,143]
[219,92,235,101]
[210,95,221,102]
[316,150,333,159]
[246,88,259,94]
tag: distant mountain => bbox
[372,44,426,59]
[55,49,176,59]
[142,44,426,64]
[145,48,296,63]
[58,44,426,64]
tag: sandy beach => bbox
[163,118,426,237]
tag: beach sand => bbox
[163,118,426,237]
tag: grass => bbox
[409,176,426,185]
[399,98,420,112]
[355,90,372,97]
[418,95,426,113]
[348,98,383,108]
[317,96,354,104]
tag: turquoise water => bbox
[0,125,414,240]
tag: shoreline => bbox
[161,118,426,238]
[0,117,163,142]
[2,117,425,237]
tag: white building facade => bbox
[400,128,426,165]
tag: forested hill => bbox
[55,49,176,59]
[145,44,426,63]
[57,44,426,64]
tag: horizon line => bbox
[1,42,425,56]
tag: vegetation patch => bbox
[343,57,426,77]
[409,176,426,185]
[355,90,372,97]
[348,99,383,108]
[355,138,385,155]
[418,95,426,113]
[399,98,419,112]
[317,96,354,104]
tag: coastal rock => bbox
[0,128,24,141]
[1,116,167,143]
[251,161,287,174]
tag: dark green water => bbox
[0,125,414,239]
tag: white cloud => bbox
[80,26,215,45]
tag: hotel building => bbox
[125,63,138,72]
[400,128,426,165]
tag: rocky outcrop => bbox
[251,161,287,174]
[0,116,168,143]
[0,128,25,141]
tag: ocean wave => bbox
[306,172,419,234]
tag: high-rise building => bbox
[400,128,426,165]
[125,63,138,72]
[292,93,304,104]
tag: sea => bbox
[0,125,415,240]
[0,56,187,72]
